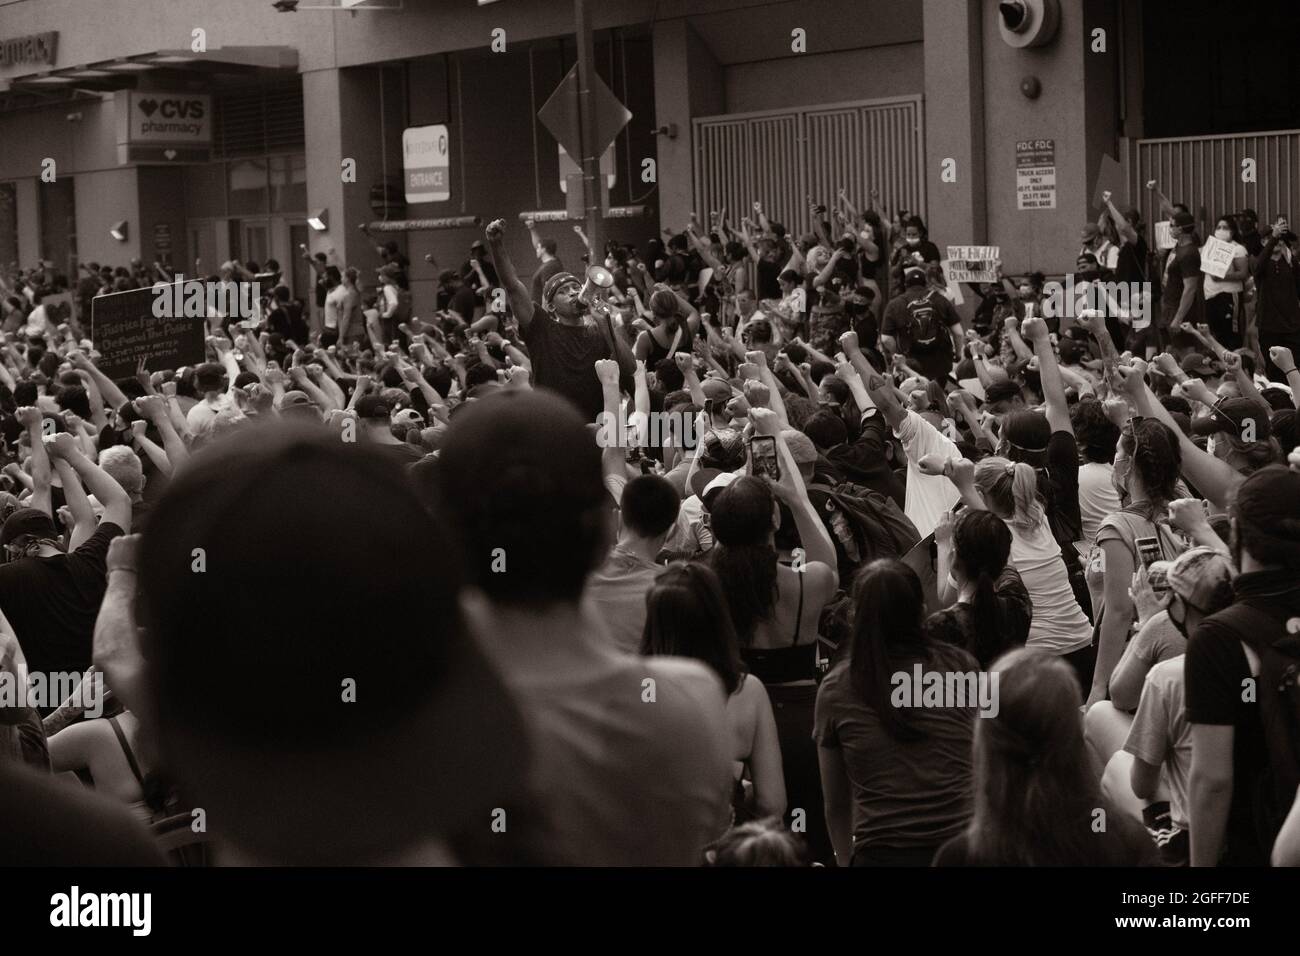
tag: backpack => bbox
[808,481,921,579]
[1214,603,1300,850]
[906,291,943,347]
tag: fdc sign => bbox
[402,124,451,203]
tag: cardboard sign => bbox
[944,246,1000,283]
[1090,153,1127,211]
[91,285,206,378]
[1199,236,1237,280]
[938,262,965,305]
[1016,140,1056,210]
[1154,221,1175,251]
[957,377,986,402]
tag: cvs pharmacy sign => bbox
[117,91,212,145]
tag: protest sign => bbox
[1154,221,1175,250]
[1199,236,1236,280]
[91,284,206,378]
[944,246,1000,284]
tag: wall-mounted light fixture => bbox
[307,209,329,232]
[109,220,129,241]
[652,124,678,140]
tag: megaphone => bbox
[579,265,616,316]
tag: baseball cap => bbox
[700,378,733,404]
[903,266,927,287]
[279,390,314,409]
[699,428,747,471]
[0,507,58,548]
[1191,397,1272,441]
[1166,546,1235,614]
[392,408,425,428]
[1171,210,1196,229]
[1080,223,1100,242]
[136,423,530,864]
[355,395,393,420]
[781,429,818,466]
[1179,352,1221,379]
[541,271,581,309]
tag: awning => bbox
[0,46,298,109]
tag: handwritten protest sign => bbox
[944,246,1000,284]
[1199,236,1236,280]
[91,285,205,378]
[938,262,965,305]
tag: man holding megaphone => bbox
[485,219,635,422]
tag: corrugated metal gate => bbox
[1125,129,1300,230]
[693,96,926,236]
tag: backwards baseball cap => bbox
[1191,397,1272,442]
[355,395,393,420]
[903,266,927,287]
[1166,546,1235,613]
[1080,223,1100,242]
[541,271,581,310]
[700,378,733,404]
[0,507,58,548]
[1180,352,1222,379]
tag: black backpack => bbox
[1215,603,1300,849]
[808,481,921,580]
[906,291,943,347]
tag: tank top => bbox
[739,572,818,684]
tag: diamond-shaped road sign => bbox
[537,63,631,165]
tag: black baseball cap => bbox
[354,395,392,420]
[0,507,58,548]
[1191,397,1273,441]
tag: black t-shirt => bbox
[823,411,906,509]
[1182,570,1297,866]
[522,304,614,422]
[449,285,478,324]
[756,257,782,300]
[1160,242,1205,326]
[1114,236,1150,284]
[0,520,124,680]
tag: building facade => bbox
[2,0,1297,316]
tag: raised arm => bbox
[484,219,536,330]
[45,431,131,532]
[16,406,52,517]
[48,451,96,551]
[1021,316,1072,434]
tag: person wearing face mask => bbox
[1080,223,1119,273]
[1251,218,1300,380]
[1084,419,1193,709]
[1202,216,1251,351]
[889,217,941,293]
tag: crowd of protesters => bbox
[1,178,1299,869]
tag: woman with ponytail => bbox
[969,456,1095,690]
[928,509,1032,667]
[934,649,1153,866]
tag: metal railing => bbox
[693,95,926,236]
[1125,129,1300,231]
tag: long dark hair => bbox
[967,649,1108,864]
[709,477,778,645]
[846,559,929,742]
[951,510,1013,665]
[1128,418,1182,505]
[641,563,745,695]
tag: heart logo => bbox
[138,98,159,116]
[164,149,177,160]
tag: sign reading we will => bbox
[91,286,205,378]
[945,246,1000,284]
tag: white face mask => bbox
[1215,228,1232,242]
[906,237,920,247]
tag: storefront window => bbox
[270,154,307,214]
[228,159,269,216]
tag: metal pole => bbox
[574,0,604,261]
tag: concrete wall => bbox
[725,43,923,115]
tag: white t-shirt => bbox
[1124,655,1191,830]
[1008,514,1094,655]
[894,409,960,539]
[1077,461,1121,548]
[186,393,235,437]
[1201,241,1248,297]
